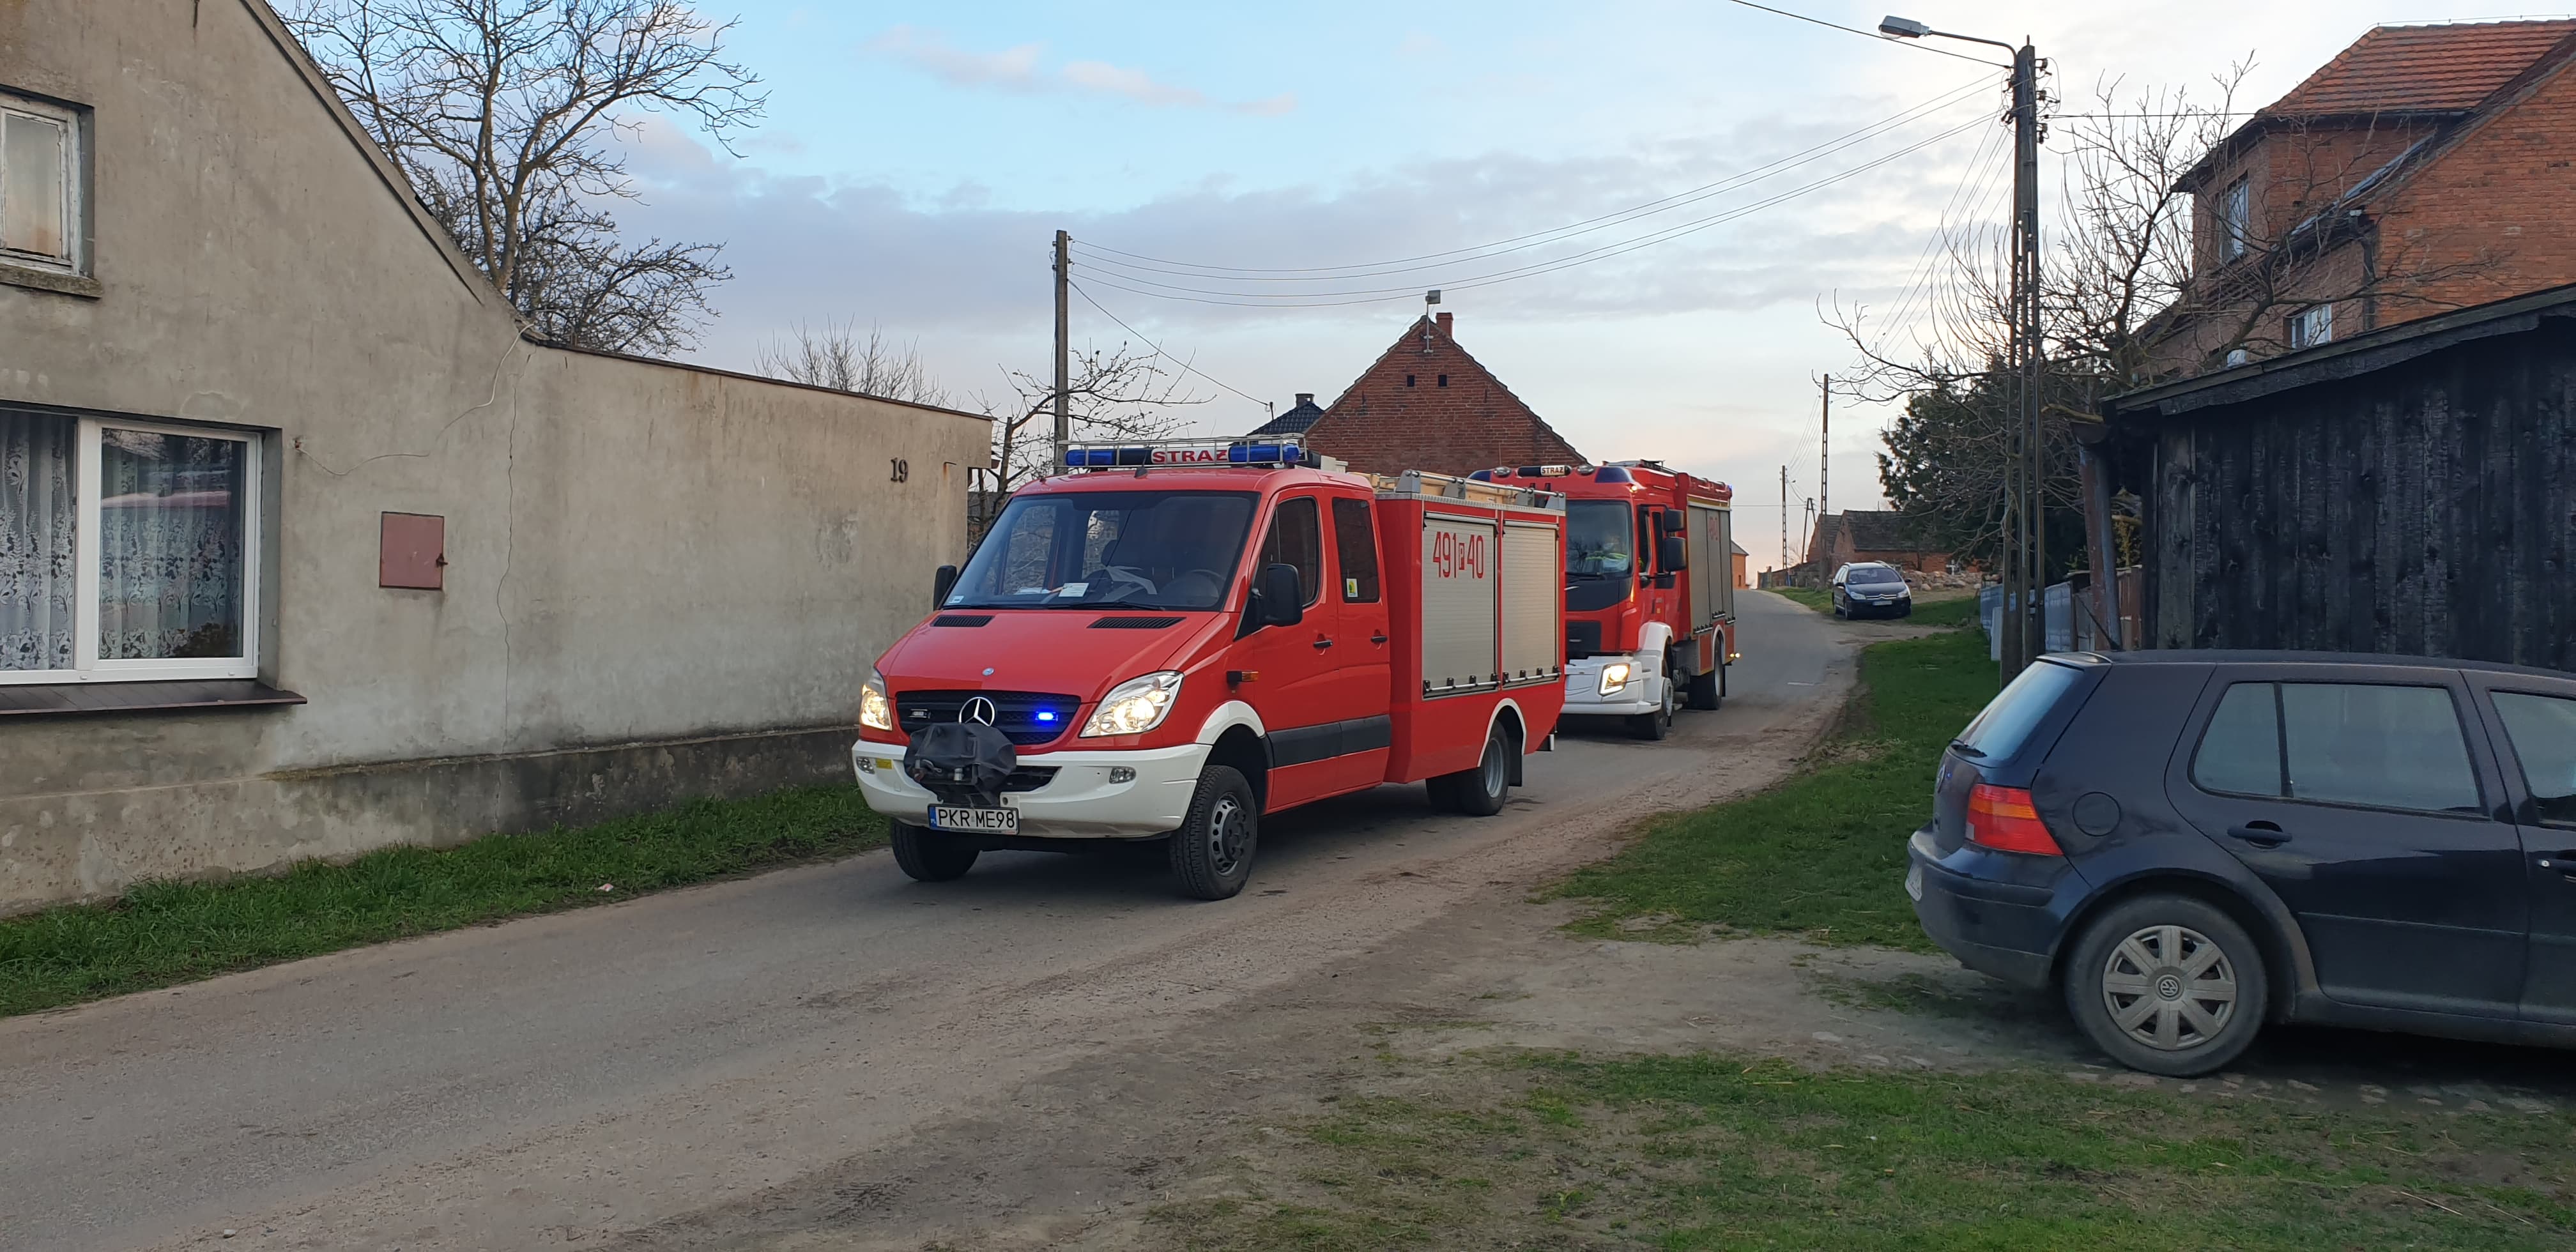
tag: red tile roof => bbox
[2264,19,2576,117]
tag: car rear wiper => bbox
[1947,738,1986,760]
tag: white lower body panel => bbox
[852,741,1211,839]
[1560,653,1664,719]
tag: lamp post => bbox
[1882,15,2046,680]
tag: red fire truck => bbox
[852,438,1568,900]
[1473,461,1736,738]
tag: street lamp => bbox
[1882,15,2049,680]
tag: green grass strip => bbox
[0,784,885,1018]
[1555,625,1995,948]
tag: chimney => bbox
[1295,392,1314,406]
[1435,312,1454,338]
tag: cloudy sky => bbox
[617,1,2528,570]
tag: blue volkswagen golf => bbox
[1908,650,2576,1075]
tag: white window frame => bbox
[2220,178,2250,262]
[2290,302,2334,349]
[0,90,84,276]
[2,416,263,685]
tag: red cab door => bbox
[1228,491,1368,811]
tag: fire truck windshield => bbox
[1565,501,1634,579]
[948,490,1259,611]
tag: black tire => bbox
[1628,672,1673,740]
[1169,764,1259,900]
[2062,894,2269,1077]
[1687,662,1721,710]
[1424,773,1461,812]
[1443,725,1512,817]
[890,821,979,882]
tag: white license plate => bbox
[1904,864,1924,902]
[931,805,1018,834]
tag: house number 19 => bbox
[889,458,909,483]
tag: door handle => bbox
[2227,820,2288,847]
[1312,636,1334,650]
[2538,851,2576,880]
[1370,632,1389,645]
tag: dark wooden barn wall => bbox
[2147,316,2576,668]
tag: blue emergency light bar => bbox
[1062,437,1309,470]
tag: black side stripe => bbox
[1268,715,1395,768]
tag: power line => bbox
[1069,75,1998,280]
[1717,0,2011,66]
[1068,280,1274,409]
[1074,114,1995,308]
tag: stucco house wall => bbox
[0,0,986,910]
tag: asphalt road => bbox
[0,591,1852,1252]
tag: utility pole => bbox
[1779,464,1790,572]
[1053,229,1071,471]
[2009,40,2046,676]
[1818,376,1830,540]
[1880,15,2046,682]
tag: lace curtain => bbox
[0,413,77,671]
[97,428,246,660]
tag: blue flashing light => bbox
[1468,469,1494,482]
[1035,710,1057,722]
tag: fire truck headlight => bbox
[1082,671,1184,737]
[1598,662,1633,696]
[859,669,894,731]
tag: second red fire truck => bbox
[1473,461,1737,738]
[852,438,1568,899]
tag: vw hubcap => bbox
[2101,924,2239,1051]
[1206,795,1248,877]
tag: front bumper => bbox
[1561,653,1662,717]
[1906,826,2069,989]
[852,740,1211,839]
[1844,594,1912,616]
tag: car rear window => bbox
[1954,659,2085,761]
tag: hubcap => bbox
[2101,924,2239,1051]
[1205,795,1248,877]
[1480,738,1506,795]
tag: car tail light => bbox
[1967,784,2062,855]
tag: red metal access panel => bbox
[379,512,446,590]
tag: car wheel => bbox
[1687,662,1721,710]
[2063,894,2269,1077]
[1629,669,1675,740]
[1168,765,1259,901]
[1444,724,1513,817]
[890,821,979,882]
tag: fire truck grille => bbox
[898,690,1081,746]
[1565,620,1604,659]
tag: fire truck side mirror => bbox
[932,564,959,609]
[1252,562,1305,629]
[1655,535,1687,572]
[1659,510,1685,535]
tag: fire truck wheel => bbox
[1447,726,1513,817]
[1629,676,1674,740]
[890,821,979,882]
[1687,662,1723,710]
[1169,765,1259,900]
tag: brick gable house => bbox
[1280,312,1584,475]
[1801,510,1956,582]
[2147,19,2576,377]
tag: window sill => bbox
[0,261,100,299]
[0,679,305,719]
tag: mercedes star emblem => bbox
[960,696,999,726]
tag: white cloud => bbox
[868,27,1294,114]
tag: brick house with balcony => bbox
[1265,312,1585,476]
[2145,19,2576,378]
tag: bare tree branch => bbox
[283,0,766,355]
[756,321,951,406]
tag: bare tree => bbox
[1834,64,2501,570]
[968,345,1206,538]
[756,321,951,406]
[283,0,765,356]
